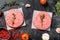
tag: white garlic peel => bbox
[56,28,60,33]
[25,4,31,8]
[42,33,50,40]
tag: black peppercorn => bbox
[0,11,3,17]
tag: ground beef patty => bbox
[33,11,51,30]
[5,9,24,28]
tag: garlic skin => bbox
[42,33,50,40]
[25,4,31,8]
[56,28,60,33]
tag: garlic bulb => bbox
[42,33,50,40]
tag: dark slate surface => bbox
[0,0,60,40]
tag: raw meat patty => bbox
[5,9,24,28]
[33,11,51,30]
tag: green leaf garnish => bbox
[54,1,60,16]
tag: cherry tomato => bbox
[40,0,47,5]
[21,33,29,40]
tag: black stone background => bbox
[0,0,60,40]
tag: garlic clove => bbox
[25,4,31,8]
[56,28,60,33]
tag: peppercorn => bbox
[0,11,3,17]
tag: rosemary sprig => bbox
[0,2,7,9]
[0,0,19,10]
[40,14,45,21]
[40,14,45,26]
[7,0,16,6]
[12,13,16,25]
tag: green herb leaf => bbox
[54,1,60,16]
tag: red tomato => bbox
[9,32,20,40]
[18,32,21,38]
[0,30,10,39]
[40,0,47,5]
[21,33,29,40]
